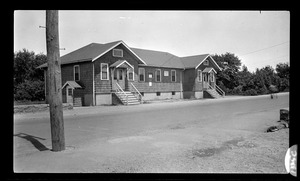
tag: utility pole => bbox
[46,10,65,151]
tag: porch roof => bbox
[110,60,134,69]
[62,81,82,89]
[203,67,217,74]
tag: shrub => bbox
[243,89,258,96]
[14,80,45,101]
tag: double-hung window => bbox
[171,70,176,82]
[210,72,214,82]
[127,67,134,81]
[198,70,202,82]
[101,63,109,80]
[74,65,80,81]
[155,69,161,82]
[138,68,145,82]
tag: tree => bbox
[14,49,47,101]
[212,52,242,93]
[276,62,289,79]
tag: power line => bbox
[246,54,289,66]
[239,41,289,56]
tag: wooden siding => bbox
[94,44,140,93]
[139,66,182,83]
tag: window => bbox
[155,69,161,82]
[114,69,117,80]
[210,72,214,82]
[101,63,109,80]
[119,69,123,80]
[74,65,80,81]
[172,91,176,95]
[140,92,144,96]
[204,59,209,65]
[127,67,134,81]
[198,70,202,82]
[164,70,169,76]
[156,92,161,96]
[138,68,145,82]
[171,70,176,82]
[112,49,123,57]
[68,88,73,96]
[148,73,153,78]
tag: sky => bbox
[14,10,290,72]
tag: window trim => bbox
[73,65,80,81]
[171,70,176,82]
[155,69,161,82]
[164,70,169,76]
[138,68,145,82]
[127,67,134,81]
[112,49,123,57]
[198,70,202,82]
[67,88,73,96]
[210,72,214,82]
[100,63,109,80]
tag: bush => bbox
[231,85,243,95]
[243,89,258,96]
[14,80,45,101]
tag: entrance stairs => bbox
[114,82,142,105]
[204,84,225,99]
[114,91,140,105]
[205,89,222,98]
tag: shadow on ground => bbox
[14,133,50,151]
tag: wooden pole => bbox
[46,10,65,151]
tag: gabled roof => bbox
[37,40,220,71]
[37,40,147,68]
[203,67,217,74]
[131,48,184,69]
[180,54,221,71]
[62,81,82,89]
[110,60,134,69]
[180,54,210,69]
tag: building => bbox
[38,40,224,106]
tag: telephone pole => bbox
[46,10,65,151]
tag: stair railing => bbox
[130,83,143,104]
[215,84,225,97]
[207,84,225,97]
[116,82,128,105]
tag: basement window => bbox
[172,91,175,95]
[156,92,161,96]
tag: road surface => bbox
[14,93,289,173]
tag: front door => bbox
[66,86,73,104]
[209,72,215,89]
[112,68,126,90]
[203,73,209,89]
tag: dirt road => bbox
[14,93,289,173]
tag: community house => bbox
[38,40,225,106]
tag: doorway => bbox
[112,68,126,90]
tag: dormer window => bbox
[113,49,123,57]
